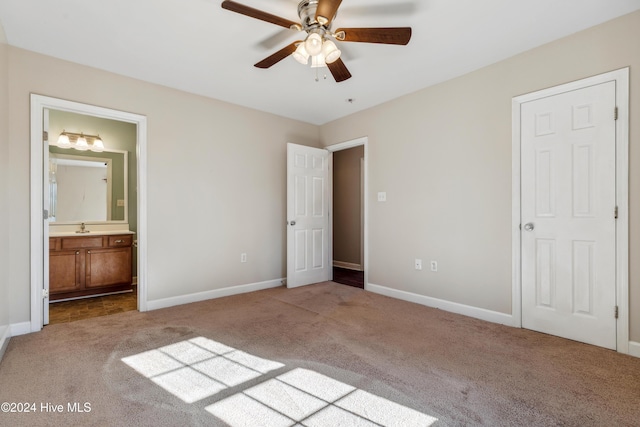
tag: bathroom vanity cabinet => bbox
[49,233,133,301]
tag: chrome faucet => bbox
[76,222,90,234]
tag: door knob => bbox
[290,221,296,226]
[523,223,535,232]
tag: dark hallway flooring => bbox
[333,266,364,288]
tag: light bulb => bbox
[292,43,310,65]
[304,33,323,56]
[322,40,341,64]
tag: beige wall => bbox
[7,46,320,324]
[320,11,640,341]
[333,146,364,266]
[0,36,10,332]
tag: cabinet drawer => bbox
[61,236,104,250]
[108,235,132,247]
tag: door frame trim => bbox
[511,68,629,353]
[29,94,148,332]
[326,137,369,288]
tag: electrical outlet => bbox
[377,192,387,202]
[415,259,422,270]
[241,253,247,263]
[430,260,438,272]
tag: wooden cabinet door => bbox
[85,247,132,289]
[50,250,82,293]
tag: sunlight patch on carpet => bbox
[206,368,438,426]
[121,337,284,403]
[122,337,437,426]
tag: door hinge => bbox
[43,209,49,220]
[615,305,619,319]
[614,107,618,121]
[43,288,49,299]
[614,206,618,219]
[42,130,48,141]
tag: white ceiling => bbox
[1,0,639,125]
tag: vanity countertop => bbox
[49,230,135,237]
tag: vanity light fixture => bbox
[55,130,105,152]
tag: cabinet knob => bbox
[87,250,91,254]
[75,251,79,255]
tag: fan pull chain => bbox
[314,67,328,82]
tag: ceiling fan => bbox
[221,0,412,82]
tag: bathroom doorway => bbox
[30,95,148,332]
[46,109,138,324]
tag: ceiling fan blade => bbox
[254,41,301,69]
[315,0,343,26]
[327,58,352,83]
[222,0,300,29]
[335,27,412,45]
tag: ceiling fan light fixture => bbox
[322,40,341,64]
[293,43,310,64]
[304,32,323,56]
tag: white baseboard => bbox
[146,278,284,311]
[366,283,513,326]
[629,341,640,358]
[333,261,363,271]
[0,325,10,361]
[10,322,32,337]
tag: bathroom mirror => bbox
[49,147,128,223]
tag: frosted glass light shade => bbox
[322,40,341,64]
[292,43,310,65]
[57,133,71,148]
[311,52,327,68]
[304,33,323,56]
[91,136,104,152]
[75,135,89,151]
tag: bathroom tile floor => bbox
[48,287,137,324]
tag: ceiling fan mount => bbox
[221,0,412,82]
[296,0,333,30]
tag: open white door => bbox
[287,143,330,288]
[43,109,50,325]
